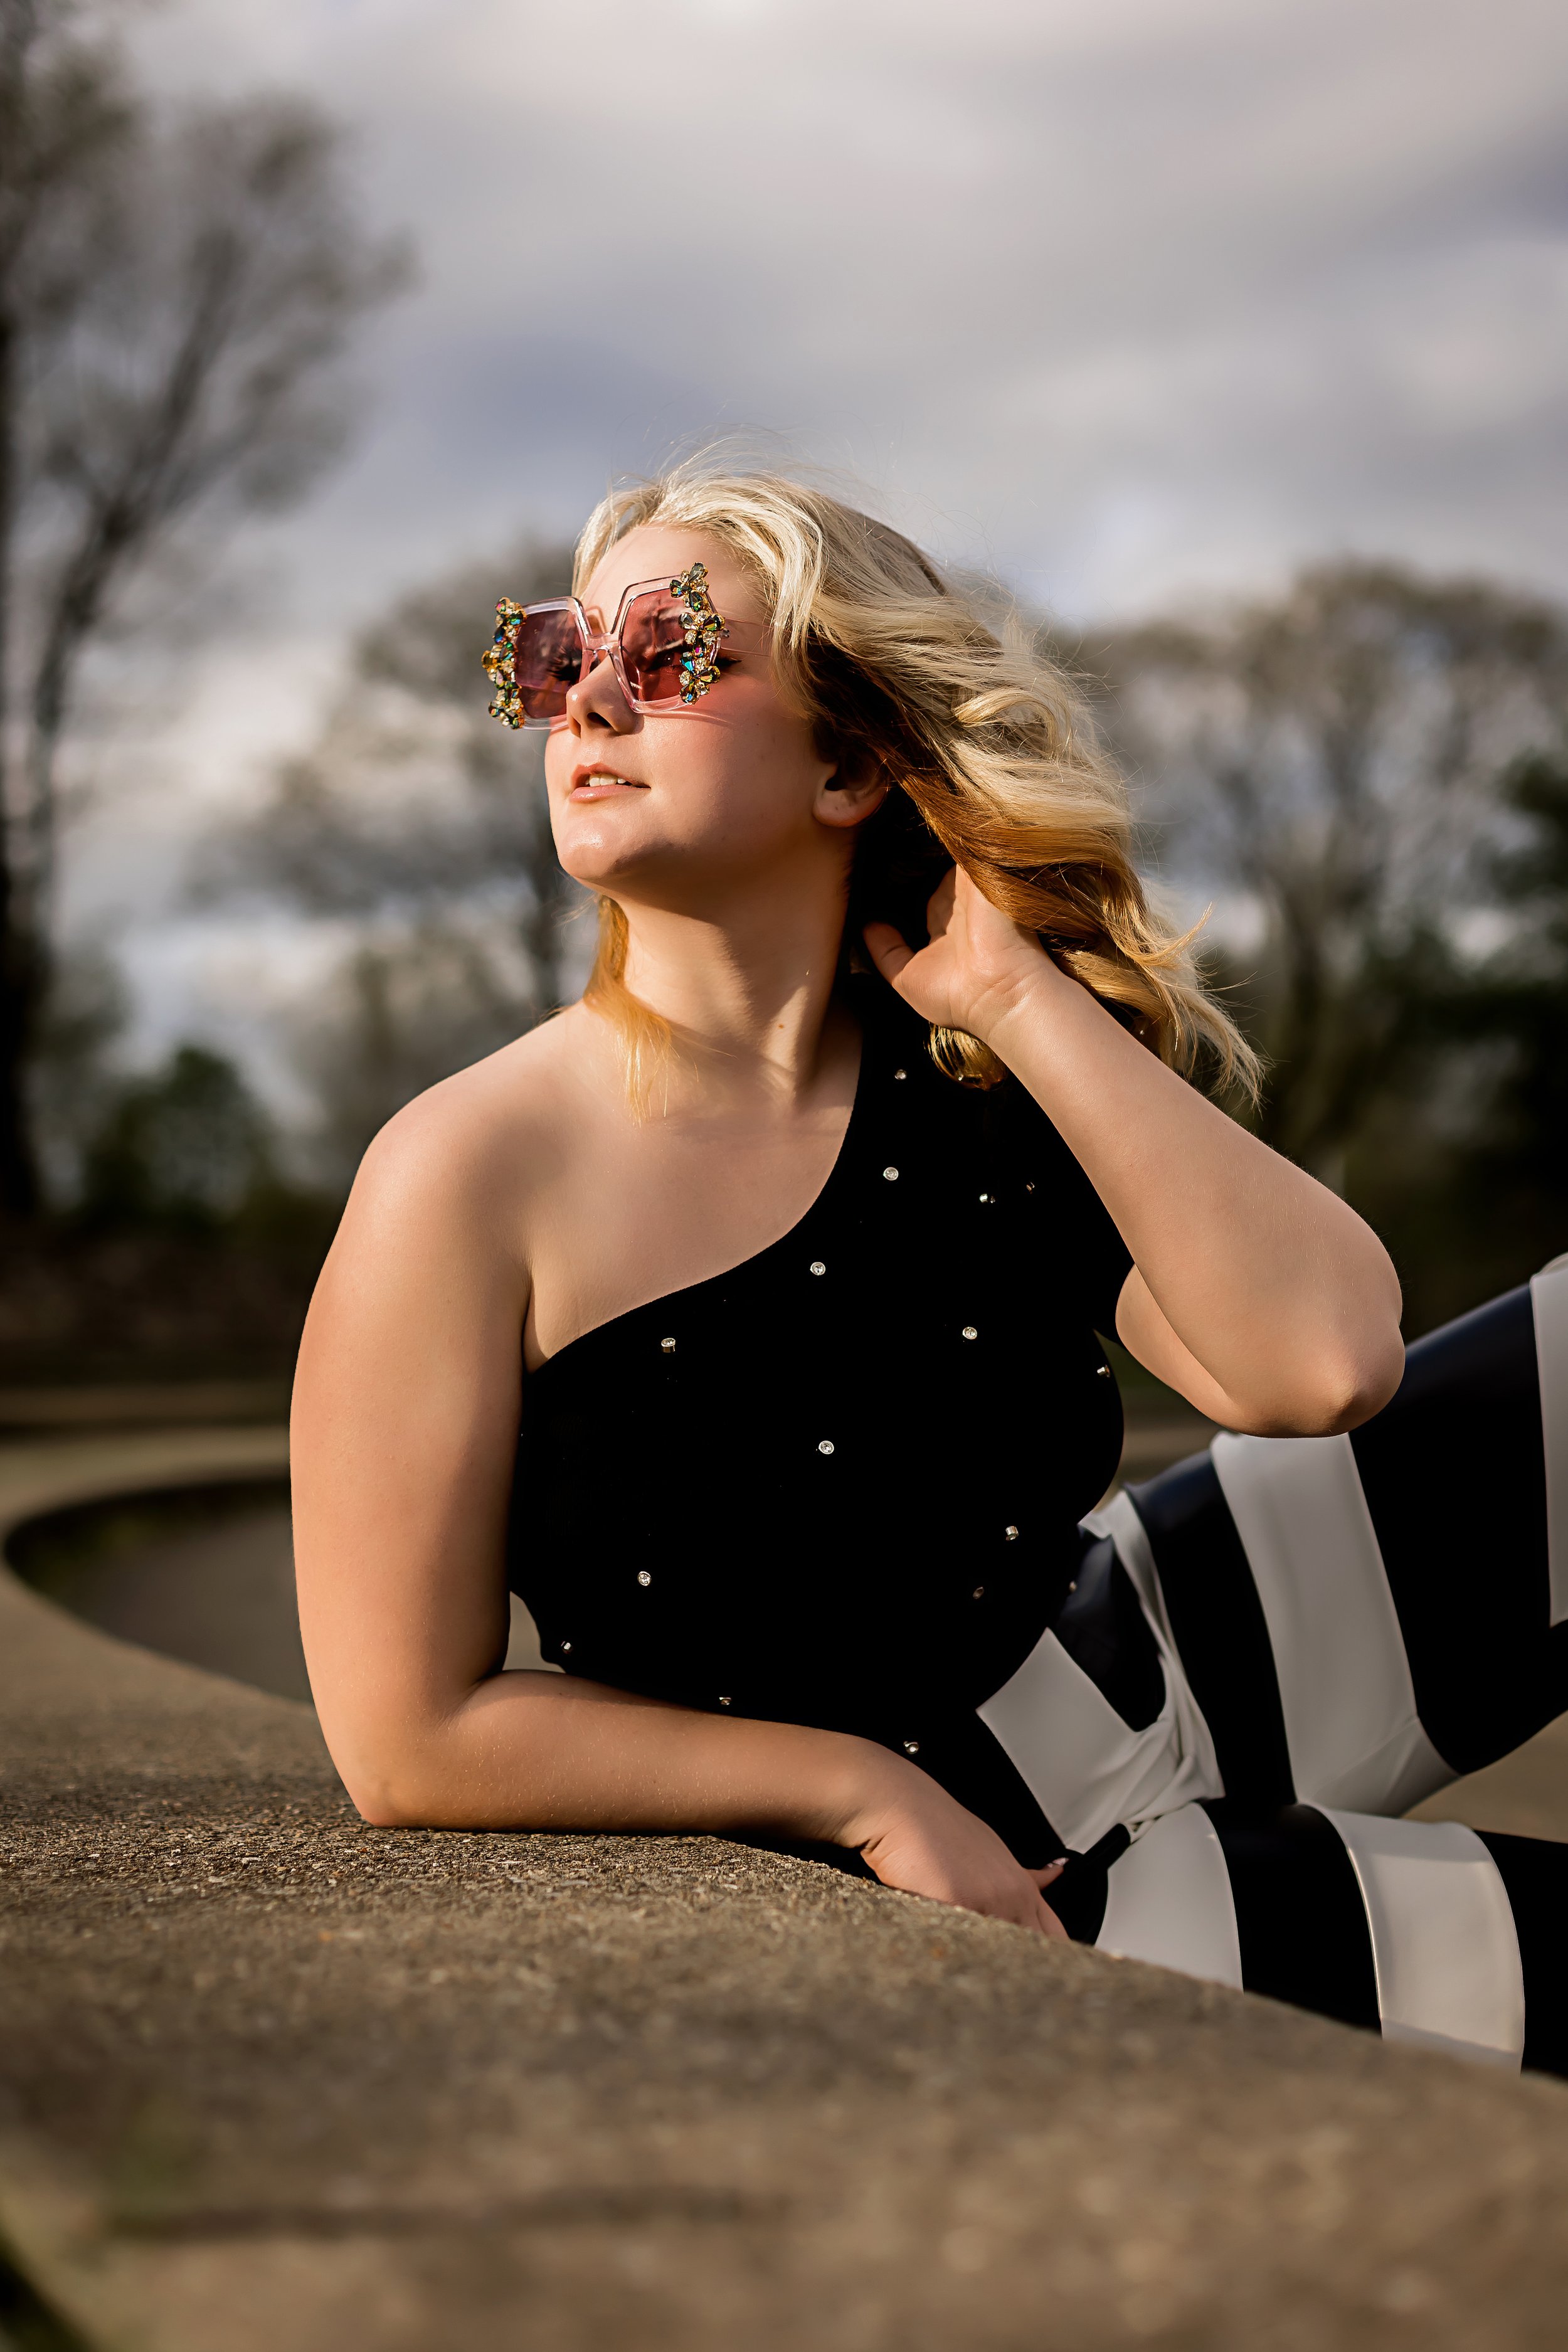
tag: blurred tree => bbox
[1096,563,1568,1189]
[77,1041,275,1231]
[1427,754,1568,1288]
[26,938,124,1199]
[206,539,583,1179]
[0,0,406,1215]
[292,924,543,1194]
[0,1026,332,1382]
[1480,755,1568,1181]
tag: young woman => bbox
[293,468,1568,2073]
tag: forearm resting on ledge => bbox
[331,1666,899,1848]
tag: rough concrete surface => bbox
[3,1436,1568,2351]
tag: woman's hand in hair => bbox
[863,866,1066,1046]
[872,867,1405,1441]
[844,1760,1069,1937]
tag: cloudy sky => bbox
[75,0,1568,1069]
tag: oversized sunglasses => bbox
[483,561,726,730]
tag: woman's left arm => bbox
[866,872,1404,1437]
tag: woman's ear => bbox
[814,743,891,832]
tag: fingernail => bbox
[1050,1857,1067,1869]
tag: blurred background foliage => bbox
[13,538,1566,1382]
[1,1,1566,1384]
[196,538,581,1192]
[1090,564,1568,1333]
[0,0,405,1376]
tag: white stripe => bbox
[977,1494,1222,1853]
[1311,1809,1525,2069]
[1089,1491,1224,1815]
[977,1628,1187,1856]
[1529,1260,1568,1627]
[1095,1804,1243,1989]
[1210,1431,1451,1813]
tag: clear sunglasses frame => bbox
[483,561,726,730]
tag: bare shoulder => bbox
[315,1005,608,1315]
[353,1009,596,1226]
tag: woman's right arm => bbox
[290,1087,1065,1936]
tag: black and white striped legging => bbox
[990,1264,1568,2075]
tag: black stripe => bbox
[1475,1831,1568,2080]
[1125,1455,1295,1813]
[1205,1802,1380,2032]
[1049,1826,1130,1945]
[1051,1534,1165,1731]
[1351,1287,1567,1772]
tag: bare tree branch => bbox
[0,0,406,1213]
[1094,562,1568,1179]
[199,539,585,1168]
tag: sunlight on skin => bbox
[543,525,886,1086]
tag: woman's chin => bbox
[552,810,658,887]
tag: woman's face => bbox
[544,526,881,911]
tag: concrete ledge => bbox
[0,1429,291,1533]
[3,1444,1568,2350]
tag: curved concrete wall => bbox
[3,1433,1568,2351]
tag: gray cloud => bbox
[68,0,1568,1065]
[128,0,1568,617]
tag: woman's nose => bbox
[565,652,639,735]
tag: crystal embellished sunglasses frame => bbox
[483,561,727,731]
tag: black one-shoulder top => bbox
[508,974,1133,1860]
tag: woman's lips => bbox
[569,768,648,800]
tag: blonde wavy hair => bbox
[574,465,1258,1106]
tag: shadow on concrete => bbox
[0,2228,92,2351]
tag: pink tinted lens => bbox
[618,589,695,707]
[514,608,584,721]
